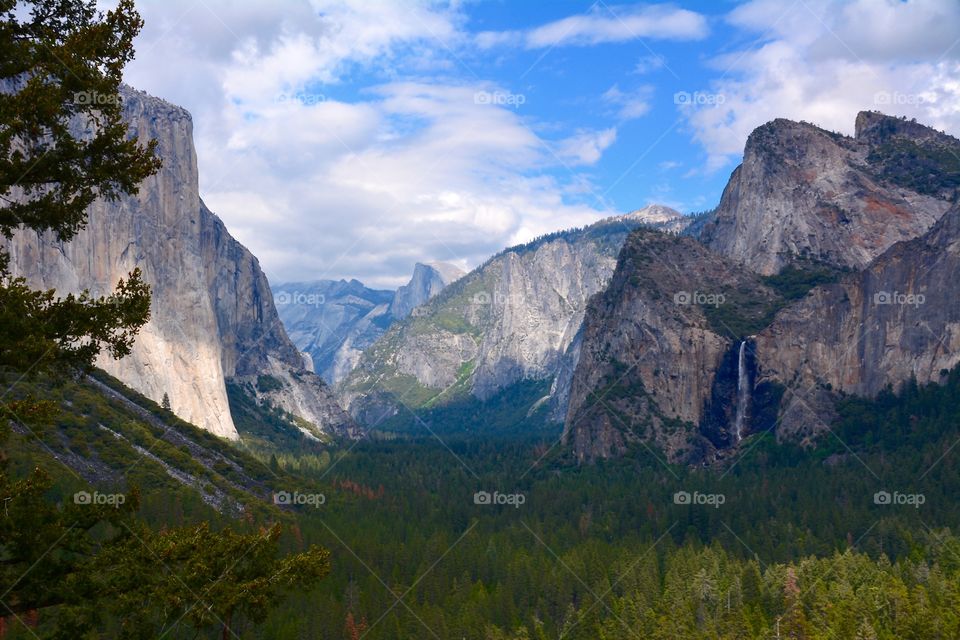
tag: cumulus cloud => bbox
[476,3,708,50]
[119,0,618,287]
[681,0,960,171]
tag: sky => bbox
[118,0,960,288]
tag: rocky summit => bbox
[565,111,960,464]
[699,112,956,275]
[390,262,465,320]
[274,278,395,385]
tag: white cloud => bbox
[683,0,960,171]
[556,128,618,165]
[197,77,612,288]
[477,4,708,50]
[602,84,654,120]
[117,0,622,287]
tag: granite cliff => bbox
[5,87,355,440]
[753,204,960,443]
[700,112,955,275]
[565,112,960,463]
[562,229,780,463]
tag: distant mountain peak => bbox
[623,204,683,224]
[390,261,465,320]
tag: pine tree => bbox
[0,3,331,637]
[161,392,171,411]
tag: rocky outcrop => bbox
[700,113,955,275]
[562,228,780,463]
[198,202,356,437]
[273,279,394,384]
[754,204,960,443]
[390,262,465,319]
[5,87,355,440]
[565,113,960,462]
[340,205,691,426]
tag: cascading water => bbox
[733,340,750,442]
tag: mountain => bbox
[565,112,960,463]
[273,279,395,384]
[4,87,355,441]
[339,205,690,427]
[562,228,782,463]
[753,203,960,442]
[389,261,465,319]
[274,262,464,386]
[699,112,956,275]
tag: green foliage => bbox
[227,379,328,454]
[0,0,162,242]
[372,378,556,438]
[0,262,151,382]
[762,262,846,301]
[867,137,960,198]
[1,370,334,638]
[255,374,285,394]
[94,522,330,638]
[0,4,331,636]
[240,365,960,639]
[0,0,158,419]
[703,261,846,339]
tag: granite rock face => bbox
[754,204,960,443]
[274,262,464,386]
[700,113,955,275]
[340,206,691,426]
[562,229,779,463]
[5,87,354,440]
[566,112,960,463]
[390,262,465,320]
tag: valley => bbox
[3,2,960,638]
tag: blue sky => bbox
[121,0,960,288]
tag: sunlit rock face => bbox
[6,87,355,440]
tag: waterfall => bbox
[733,340,749,442]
